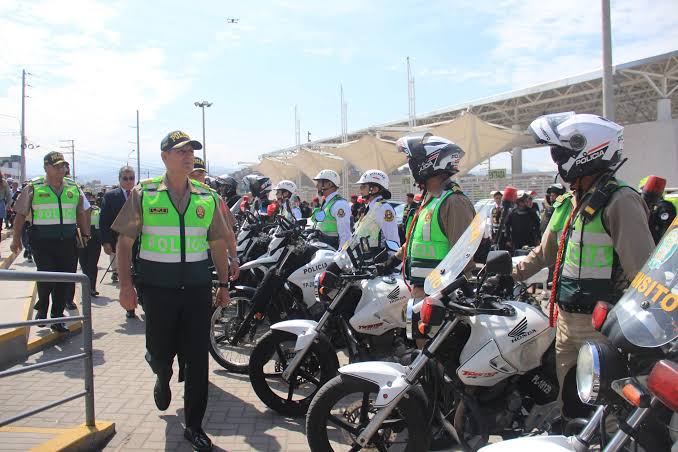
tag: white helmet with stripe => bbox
[272,180,297,195]
[356,169,390,190]
[528,112,623,183]
[312,169,341,187]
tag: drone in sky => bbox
[226,18,239,24]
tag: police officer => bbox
[489,190,503,239]
[78,191,102,297]
[243,174,272,215]
[639,175,676,244]
[10,151,88,332]
[312,169,351,249]
[505,190,541,253]
[272,180,302,221]
[214,174,240,208]
[381,133,475,300]
[354,169,400,249]
[540,183,566,234]
[113,131,232,451]
[514,112,654,418]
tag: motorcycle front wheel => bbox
[249,330,339,417]
[209,288,278,373]
[306,374,428,452]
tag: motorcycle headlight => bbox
[576,341,625,405]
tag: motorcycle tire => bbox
[209,288,279,373]
[306,374,429,452]
[249,330,339,417]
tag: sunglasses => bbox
[121,176,135,181]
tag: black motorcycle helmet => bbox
[396,132,465,184]
[215,174,238,195]
[243,174,272,198]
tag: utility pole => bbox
[601,0,615,121]
[407,57,417,128]
[20,70,27,182]
[194,101,212,172]
[59,139,75,178]
[136,110,140,177]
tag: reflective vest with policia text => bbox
[314,194,345,236]
[405,185,466,284]
[136,176,217,289]
[550,179,629,313]
[30,176,80,240]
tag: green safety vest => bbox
[551,182,627,307]
[405,189,458,284]
[90,206,100,229]
[30,177,80,240]
[354,199,386,249]
[137,176,216,288]
[314,194,344,235]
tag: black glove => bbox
[376,254,401,275]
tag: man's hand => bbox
[103,243,114,255]
[229,261,240,281]
[10,237,22,255]
[214,287,231,308]
[119,284,138,311]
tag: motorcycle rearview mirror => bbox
[313,210,326,222]
[485,250,512,275]
[385,240,399,252]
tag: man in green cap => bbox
[113,131,232,451]
[11,151,89,332]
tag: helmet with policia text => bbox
[528,112,623,183]
[243,174,272,198]
[355,169,391,199]
[396,132,465,183]
[272,180,297,195]
[312,169,341,187]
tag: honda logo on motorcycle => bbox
[507,317,537,343]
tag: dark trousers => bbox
[32,238,78,318]
[78,236,101,292]
[142,285,212,429]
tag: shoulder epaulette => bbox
[553,192,573,208]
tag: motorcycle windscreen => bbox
[424,208,489,295]
[614,216,678,348]
[334,209,381,271]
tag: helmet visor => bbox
[550,145,577,166]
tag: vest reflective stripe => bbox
[316,195,342,235]
[31,181,80,239]
[354,200,384,249]
[137,176,215,288]
[90,208,100,228]
[406,190,456,283]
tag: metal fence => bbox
[0,270,95,428]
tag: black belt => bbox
[557,301,595,315]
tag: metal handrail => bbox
[0,269,95,428]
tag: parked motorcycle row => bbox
[209,205,678,451]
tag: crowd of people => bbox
[2,111,678,450]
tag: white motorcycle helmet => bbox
[356,169,391,199]
[528,112,623,183]
[312,169,341,187]
[272,179,297,196]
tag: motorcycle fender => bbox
[339,362,409,408]
[478,435,575,451]
[232,285,256,298]
[270,319,319,352]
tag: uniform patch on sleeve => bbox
[337,208,346,218]
[384,210,394,222]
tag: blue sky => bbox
[0,0,676,183]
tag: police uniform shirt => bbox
[111,174,230,243]
[323,191,351,248]
[13,181,86,220]
[366,196,400,247]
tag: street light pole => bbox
[136,110,141,178]
[194,101,212,173]
[601,0,615,121]
[20,69,26,182]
